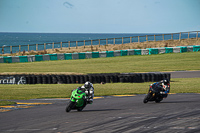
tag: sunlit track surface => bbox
[0,94,200,133]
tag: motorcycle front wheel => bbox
[66,101,75,112]
[143,93,150,103]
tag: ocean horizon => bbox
[0,32,156,46]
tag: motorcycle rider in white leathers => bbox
[80,81,94,104]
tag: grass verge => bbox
[0,78,199,105]
[0,101,16,106]
[0,52,200,74]
[0,52,200,105]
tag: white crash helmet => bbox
[84,81,92,89]
[161,79,170,90]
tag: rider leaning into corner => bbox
[79,81,94,104]
[151,79,170,97]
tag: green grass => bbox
[0,52,199,74]
[0,101,16,106]
[0,78,199,101]
[0,52,200,105]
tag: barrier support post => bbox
[162,34,164,41]
[10,46,12,54]
[138,36,140,43]
[91,40,93,49]
[179,32,181,41]
[68,41,70,49]
[106,38,108,45]
[171,33,173,40]
[19,45,21,52]
[44,43,46,51]
[52,42,54,51]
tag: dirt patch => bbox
[1,38,199,56]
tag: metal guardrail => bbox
[0,31,199,54]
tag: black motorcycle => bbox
[143,83,169,103]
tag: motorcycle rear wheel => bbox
[77,108,83,111]
[155,100,161,103]
[155,98,163,103]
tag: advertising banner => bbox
[0,76,26,84]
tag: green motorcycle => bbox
[66,88,87,112]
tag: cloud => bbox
[63,2,74,8]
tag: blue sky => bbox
[0,0,200,33]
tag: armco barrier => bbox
[106,51,114,57]
[27,55,35,62]
[193,45,200,51]
[0,45,199,63]
[79,53,86,59]
[72,53,79,60]
[165,48,173,53]
[187,46,193,52]
[50,54,57,60]
[0,73,170,84]
[57,53,65,60]
[92,52,99,58]
[43,54,50,61]
[4,56,12,63]
[0,57,4,63]
[148,48,158,55]
[134,49,141,55]
[172,47,180,53]
[99,51,107,58]
[12,56,20,63]
[127,49,134,55]
[64,53,72,60]
[85,52,92,59]
[121,50,128,56]
[35,55,43,61]
[19,56,28,62]
[158,48,165,54]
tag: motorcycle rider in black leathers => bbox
[150,79,170,98]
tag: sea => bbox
[0,32,198,54]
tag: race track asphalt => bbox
[0,71,200,133]
[170,70,200,78]
[0,94,200,133]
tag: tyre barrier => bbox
[0,72,170,84]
